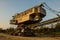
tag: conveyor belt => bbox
[30,17,60,28]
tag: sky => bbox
[0,0,60,29]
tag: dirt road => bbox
[0,33,60,40]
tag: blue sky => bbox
[0,0,60,29]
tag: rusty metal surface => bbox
[10,3,46,24]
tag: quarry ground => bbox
[0,33,60,40]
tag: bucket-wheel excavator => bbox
[10,2,60,36]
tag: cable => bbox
[43,2,60,17]
[44,3,60,13]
